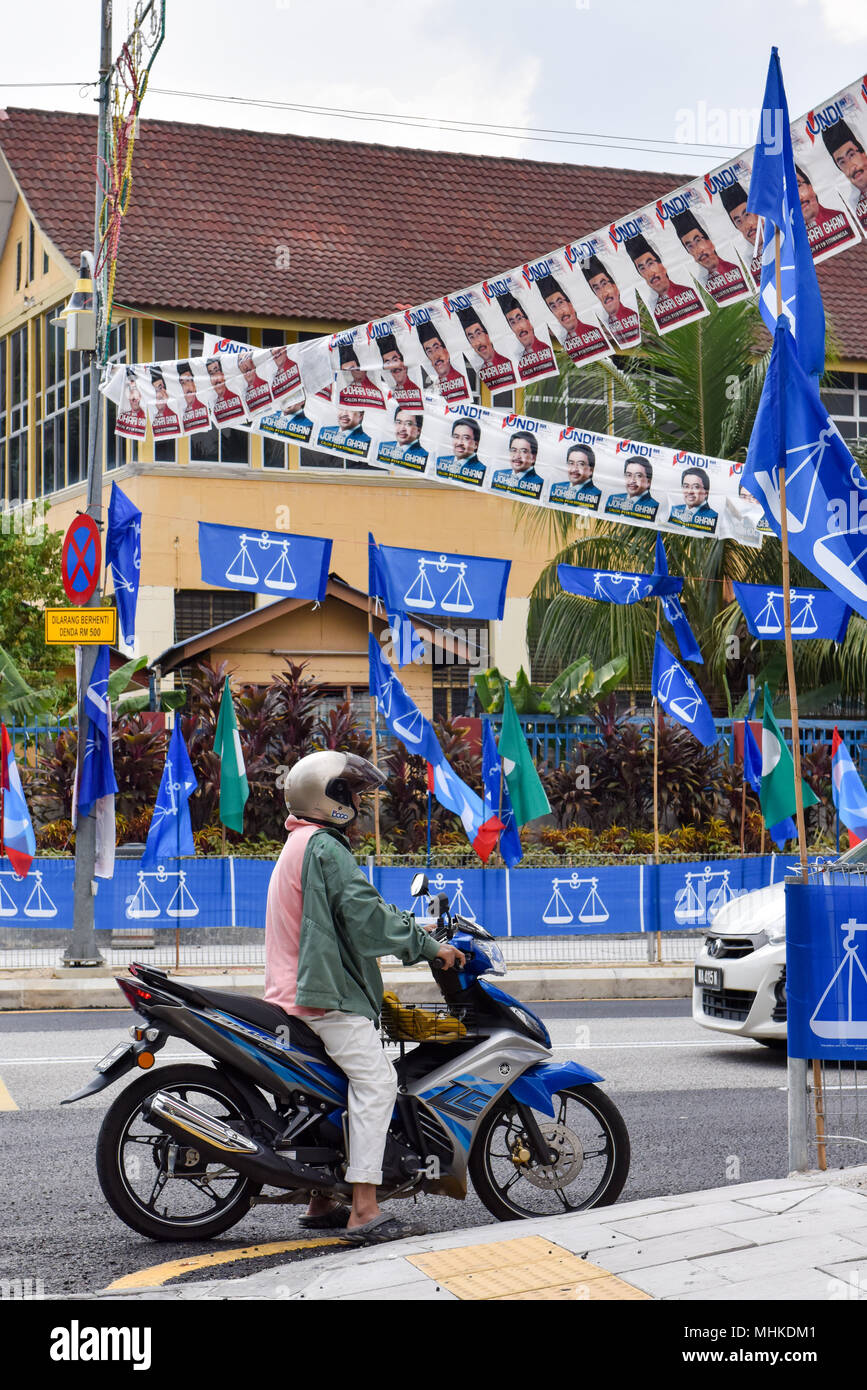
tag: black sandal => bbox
[298,1204,351,1230]
[343,1213,428,1245]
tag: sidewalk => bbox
[93,1171,867,1301]
[0,962,692,1009]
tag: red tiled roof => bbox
[1,106,865,357]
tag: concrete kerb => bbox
[0,963,693,1009]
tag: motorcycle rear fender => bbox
[509,1059,604,1118]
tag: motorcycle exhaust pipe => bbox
[143,1091,338,1193]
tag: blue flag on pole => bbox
[370,536,510,619]
[733,582,851,643]
[558,534,702,663]
[106,483,141,648]
[651,634,717,746]
[832,728,867,842]
[653,534,703,664]
[481,716,522,867]
[78,646,118,814]
[743,719,763,796]
[199,522,332,600]
[742,323,867,620]
[747,47,825,377]
[78,645,118,879]
[368,637,501,859]
[142,721,197,867]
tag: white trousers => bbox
[305,1012,398,1185]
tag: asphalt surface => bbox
[0,1000,789,1296]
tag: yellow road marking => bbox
[105,1236,349,1290]
[0,1074,19,1110]
[408,1236,652,1301]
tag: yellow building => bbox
[1,107,866,716]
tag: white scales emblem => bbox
[126,866,199,920]
[225,532,298,592]
[542,873,609,927]
[0,868,57,919]
[403,556,474,613]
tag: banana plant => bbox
[474,655,628,717]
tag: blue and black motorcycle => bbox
[64,873,630,1239]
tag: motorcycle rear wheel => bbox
[469,1083,630,1222]
[96,1064,261,1241]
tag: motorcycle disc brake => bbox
[512,1122,584,1190]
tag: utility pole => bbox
[64,0,113,965]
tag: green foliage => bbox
[522,298,867,713]
[0,644,55,722]
[0,504,72,698]
[474,657,629,716]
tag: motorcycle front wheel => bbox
[469,1083,630,1222]
[96,1064,261,1241]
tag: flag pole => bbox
[774,228,809,885]
[367,601,381,862]
[653,600,662,963]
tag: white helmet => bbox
[283,751,385,827]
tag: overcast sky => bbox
[1,0,864,177]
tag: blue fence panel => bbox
[375,866,507,932]
[0,859,75,925]
[3,853,831,936]
[787,879,867,1060]
[508,866,644,936]
[653,856,779,933]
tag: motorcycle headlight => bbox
[475,938,507,976]
[509,1005,550,1047]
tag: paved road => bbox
[0,1001,788,1296]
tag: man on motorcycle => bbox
[265,749,464,1244]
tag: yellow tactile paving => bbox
[407,1236,652,1301]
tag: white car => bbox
[692,841,867,1046]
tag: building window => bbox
[15,241,22,293]
[188,323,250,467]
[152,320,177,463]
[105,320,135,471]
[0,339,6,503]
[42,248,49,276]
[821,371,867,441]
[430,618,488,722]
[261,327,289,469]
[174,588,256,643]
[39,307,66,494]
[66,348,89,487]
[27,222,35,285]
[7,328,28,502]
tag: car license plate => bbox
[96,1042,134,1073]
[695,965,722,989]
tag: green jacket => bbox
[295,827,441,1023]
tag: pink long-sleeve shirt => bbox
[264,816,327,1018]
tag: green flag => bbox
[761,686,818,828]
[215,678,248,833]
[498,682,550,826]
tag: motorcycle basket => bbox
[380,994,470,1044]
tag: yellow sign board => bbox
[44,607,118,645]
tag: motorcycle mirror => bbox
[411,871,429,898]
[432,891,449,917]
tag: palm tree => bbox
[523,298,867,713]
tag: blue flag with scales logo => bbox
[651,634,717,746]
[559,535,702,663]
[106,483,141,648]
[747,47,825,378]
[741,323,867,621]
[141,722,198,868]
[199,522,332,601]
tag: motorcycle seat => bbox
[195,987,338,1068]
